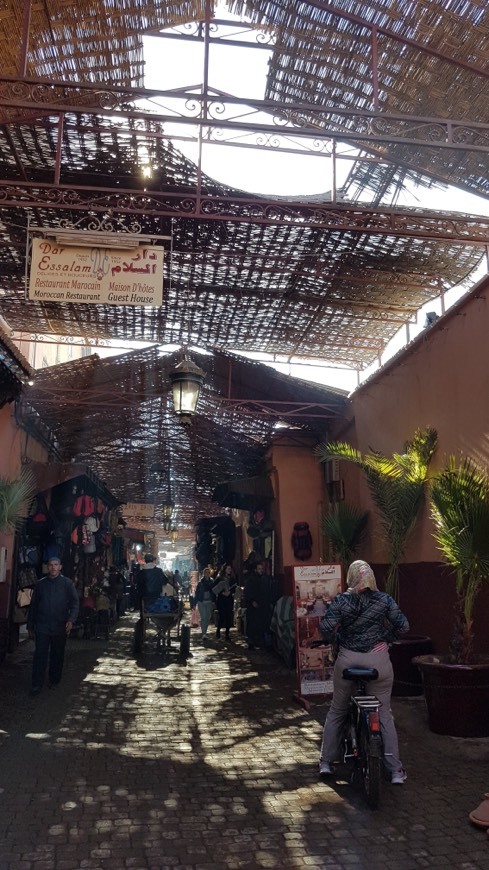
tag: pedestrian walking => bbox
[212,563,237,640]
[244,560,271,650]
[194,566,215,641]
[27,557,79,695]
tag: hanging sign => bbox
[29,238,164,307]
[293,563,343,699]
[123,503,155,518]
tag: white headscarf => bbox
[346,560,378,594]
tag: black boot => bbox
[215,629,221,639]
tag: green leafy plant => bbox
[430,456,489,664]
[316,427,438,599]
[322,502,369,573]
[0,467,36,532]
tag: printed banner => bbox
[29,238,164,307]
[123,503,155,518]
[293,564,342,697]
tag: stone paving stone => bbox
[2,620,489,869]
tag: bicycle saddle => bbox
[342,667,379,681]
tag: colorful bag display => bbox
[73,494,96,518]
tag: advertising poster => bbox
[29,238,164,307]
[293,564,342,699]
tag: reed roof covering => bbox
[0,0,486,369]
[0,130,483,369]
[231,0,489,199]
[21,347,347,538]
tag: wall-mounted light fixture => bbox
[168,357,205,424]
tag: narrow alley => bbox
[1,617,489,870]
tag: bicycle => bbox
[340,665,383,808]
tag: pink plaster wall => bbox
[0,404,21,476]
[327,274,489,653]
[269,434,325,571]
[340,275,489,566]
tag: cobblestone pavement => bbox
[1,615,489,870]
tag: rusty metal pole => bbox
[371,26,380,112]
[19,0,32,77]
[54,113,64,185]
[196,0,212,218]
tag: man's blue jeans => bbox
[32,632,67,689]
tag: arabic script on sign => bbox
[29,239,164,307]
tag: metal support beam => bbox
[0,179,487,242]
[1,76,489,156]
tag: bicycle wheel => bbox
[179,624,191,657]
[359,725,382,808]
[133,618,144,655]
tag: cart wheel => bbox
[133,619,144,655]
[179,624,191,658]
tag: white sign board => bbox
[293,563,343,699]
[293,564,342,583]
[123,503,155,518]
[29,238,164,307]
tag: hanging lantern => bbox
[168,358,205,423]
[162,501,174,531]
[163,502,174,520]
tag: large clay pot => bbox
[389,634,433,696]
[413,654,489,737]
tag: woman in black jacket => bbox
[212,563,237,641]
[194,566,215,641]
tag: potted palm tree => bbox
[316,426,438,600]
[0,467,35,532]
[413,456,489,736]
[322,501,369,573]
[316,426,437,695]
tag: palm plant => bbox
[0,467,35,532]
[322,502,369,574]
[430,456,489,664]
[316,426,438,599]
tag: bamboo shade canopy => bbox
[231,0,489,199]
[0,1,486,370]
[0,1,209,97]
[20,346,347,538]
[0,127,483,369]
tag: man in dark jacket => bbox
[137,554,165,606]
[244,560,272,650]
[27,557,79,696]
